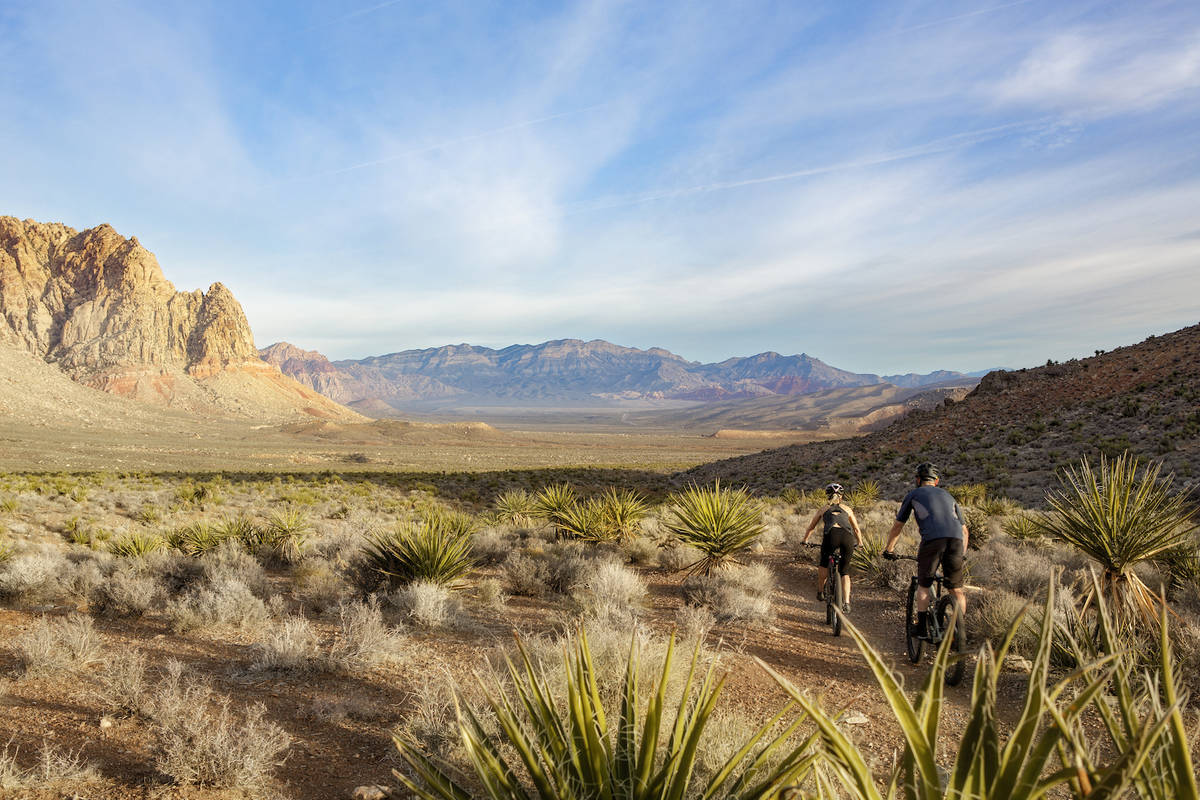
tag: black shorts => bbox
[818,528,855,576]
[917,538,965,589]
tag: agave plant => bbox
[394,629,819,800]
[1033,453,1196,625]
[107,531,166,558]
[493,489,538,526]
[759,576,1189,800]
[363,510,477,587]
[663,481,764,575]
[597,487,649,542]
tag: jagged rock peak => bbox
[0,216,259,380]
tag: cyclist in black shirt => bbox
[883,463,969,638]
[801,482,864,612]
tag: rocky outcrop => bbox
[0,217,361,422]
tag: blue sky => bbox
[2,0,1199,373]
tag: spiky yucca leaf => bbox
[663,482,763,575]
[393,629,819,800]
[597,487,649,542]
[845,479,880,510]
[363,511,476,587]
[167,521,230,556]
[107,531,166,558]
[256,508,312,562]
[0,538,14,563]
[533,484,577,521]
[493,489,538,526]
[555,498,613,542]
[1034,454,1196,625]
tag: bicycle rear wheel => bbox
[905,577,923,663]
[831,572,844,637]
[937,594,966,686]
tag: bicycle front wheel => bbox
[905,577,923,663]
[937,594,966,686]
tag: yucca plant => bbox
[554,498,612,542]
[759,576,1184,800]
[493,490,538,526]
[169,521,229,556]
[597,487,649,542]
[0,537,12,563]
[845,479,880,510]
[257,508,312,562]
[663,481,764,575]
[108,531,166,558]
[216,514,260,549]
[946,483,988,507]
[1002,512,1046,544]
[363,511,477,587]
[534,484,577,535]
[394,629,820,800]
[1033,453,1196,625]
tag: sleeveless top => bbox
[822,504,852,535]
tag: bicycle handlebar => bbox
[883,552,918,561]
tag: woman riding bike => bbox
[801,483,864,613]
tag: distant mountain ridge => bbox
[260,338,976,410]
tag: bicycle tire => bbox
[937,594,966,686]
[831,569,844,637]
[905,577,923,663]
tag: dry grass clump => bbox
[681,563,775,625]
[12,614,102,677]
[470,526,516,565]
[95,649,152,718]
[89,562,162,618]
[251,616,322,673]
[0,549,69,605]
[0,740,98,791]
[674,604,716,643]
[150,660,291,793]
[330,598,408,669]
[502,550,552,597]
[576,561,646,623]
[475,577,506,610]
[969,537,1056,598]
[391,580,465,629]
[291,557,349,614]
[620,535,660,567]
[165,576,268,634]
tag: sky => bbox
[2,0,1199,374]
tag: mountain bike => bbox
[885,553,966,685]
[804,542,846,636]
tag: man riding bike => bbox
[801,482,863,613]
[883,463,969,639]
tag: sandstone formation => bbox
[0,217,361,422]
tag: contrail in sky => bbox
[876,0,1038,39]
[303,0,408,31]
[290,103,608,181]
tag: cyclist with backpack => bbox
[801,483,863,613]
[883,463,969,638]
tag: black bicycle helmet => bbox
[916,462,939,481]
[825,482,845,497]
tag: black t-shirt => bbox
[896,485,965,542]
[822,504,853,534]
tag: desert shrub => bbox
[329,599,407,669]
[0,740,97,790]
[253,508,311,564]
[150,660,290,792]
[659,542,705,572]
[12,614,102,677]
[391,580,463,629]
[681,563,774,625]
[621,535,660,567]
[532,483,576,529]
[165,577,268,634]
[361,511,476,589]
[596,486,649,542]
[963,507,991,550]
[90,563,162,617]
[0,538,12,564]
[970,538,1055,599]
[674,603,716,642]
[946,483,989,507]
[492,489,537,526]
[663,482,764,574]
[107,531,166,558]
[200,541,269,596]
[475,577,506,609]
[251,617,322,673]
[96,648,152,717]
[577,561,646,623]
[0,550,67,604]
[291,558,349,614]
[470,526,515,566]
[502,550,551,597]
[544,540,609,594]
[135,502,163,524]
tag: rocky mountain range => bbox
[682,323,1200,505]
[260,338,975,411]
[0,217,360,422]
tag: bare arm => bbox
[884,519,904,553]
[801,508,824,542]
[962,524,969,552]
